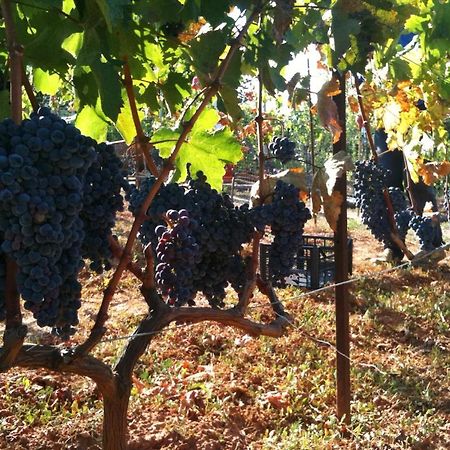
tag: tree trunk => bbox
[102,382,131,450]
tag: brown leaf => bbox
[273,0,295,43]
[311,170,327,216]
[250,169,308,206]
[314,78,343,144]
[264,391,289,409]
[311,156,353,231]
[323,190,344,232]
[324,151,354,195]
[347,95,360,113]
[418,160,450,185]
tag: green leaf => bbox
[115,90,142,144]
[152,109,242,190]
[93,0,131,32]
[191,108,220,134]
[189,30,227,78]
[218,85,243,122]
[389,58,412,82]
[175,127,242,189]
[331,6,360,64]
[134,0,183,24]
[137,83,160,112]
[152,128,179,157]
[0,91,10,121]
[198,0,231,26]
[405,15,428,33]
[33,68,62,95]
[61,32,84,57]
[73,69,99,107]
[63,0,76,14]
[161,72,190,115]
[91,61,123,122]
[75,105,108,142]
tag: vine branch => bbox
[122,58,159,178]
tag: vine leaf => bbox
[91,61,123,122]
[311,152,353,231]
[312,78,342,144]
[152,109,242,189]
[418,160,450,185]
[33,68,62,95]
[250,169,308,207]
[116,90,144,144]
[273,0,295,44]
[75,104,109,142]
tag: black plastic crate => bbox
[259,235,353,289]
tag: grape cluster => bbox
[81,142,130,273]
[268,136,296,164]
[155,209,200,306]
[128,172,254,307]
[354,160,392,246]
[354,160,444,253]
[0,108,129,336]
[388,187,408,213]
[249,181,311,284]
[409,214,443,251]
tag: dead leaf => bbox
[264,391,289,409]
[250,169,308,206]
[347,95,360,113]
[418,160,450,185]
[313,77,343,143]
[311,156,350,232]
[324,151,354,195]
[323,191,344,232]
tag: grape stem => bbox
[21,63,38,111]
[0,0,27,369]
[107,235,144,282]
[71,4,264,359]
[122,58,160,178]
[354,73,414,260]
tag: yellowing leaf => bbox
[383,101,401,131]
[418,160,450,185]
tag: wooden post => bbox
[307,57,315,177]
[332,71,351,425]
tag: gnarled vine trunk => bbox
[102,381,132,450]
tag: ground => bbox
[0,209,449,450]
